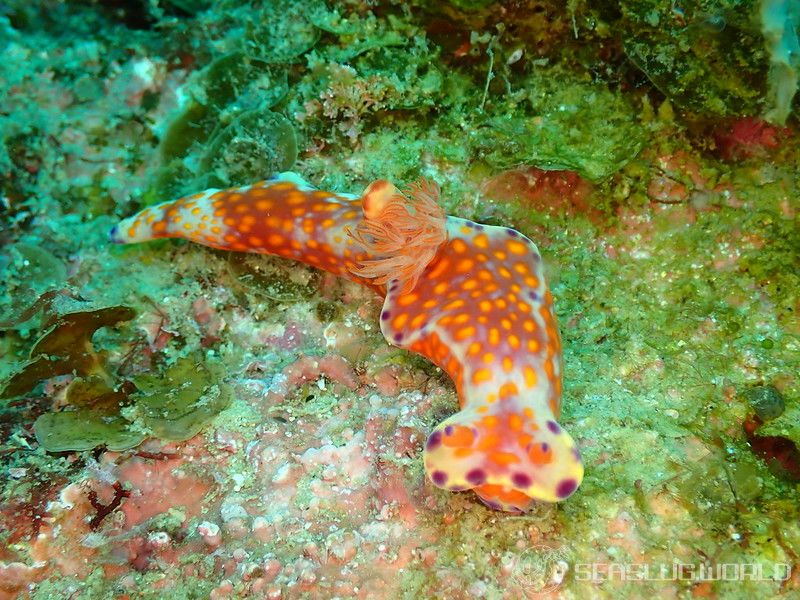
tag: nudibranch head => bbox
[347,178,447,293]
[424,400,583,511]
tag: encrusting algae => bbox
[111,172,583,511]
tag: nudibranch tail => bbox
[109,172,372,283]
[347,178,447,294]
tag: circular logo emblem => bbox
[511,544,570,596]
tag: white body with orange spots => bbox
[112,172,583,511]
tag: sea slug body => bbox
[111,172,584,512]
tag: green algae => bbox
[145,50,294,203]
[473,68,644,181]
[0,304,136,400]
[129,357,232,442]
[33,409,145,452]
[618,0,768,116]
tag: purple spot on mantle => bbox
[547,420,561,434]
[431,470,448,486]
[381,311,390,321]
[466,468,486,485]
[572,447,582,462]
[528,291,540,301]
[506,228,519,237]
[426,430,442,450]
[393,332,403,343]
[511,472,532,488]
[541,442,550,453]
[556,478,578,499]
[444,425,454,436]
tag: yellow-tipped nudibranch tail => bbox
[111,172,583,512]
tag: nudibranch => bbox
[111,172,583,511]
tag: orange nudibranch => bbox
[111,172,583,511]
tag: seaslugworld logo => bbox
[510,547,792,595]
[574,561,792,582]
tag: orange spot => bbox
[479,300,492,312]
[191,207,202,215]
[393,314,409,329]
[211,226,221,234]
[224,234,236,243]
[442,426,475,448]
[490,451,520,466]
[255,199,273,210]
[398,294,419,307]
[423,299,438,309]
[523,407,534,419]
[508,335,520,349]
[507,240,527,254]
[513,262,529,275]
[527,339,540,352]
[499,267,512,279]
[502,357,514,373]
[410,313,427,328]
[249,236,263,247]
[481,415,499,428]
[468,342,482,356]
[477,433,501,451]
[482,352,495,364]
[456,259,474,273]
[456,326,476,341]
[508,413,523,431]
[433,282,448,295]
[454,447,474,458]
[528,443,553,465]
[524,366,538,388]
[451,239,468,253]
[267,233,285,246]
[472,369,492,385]
[474,233,489,249]
[488,328,500,345]
[463,279,478,290]
[127,227,137,238]
[499,382,518,399]
[183,223,192,230]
